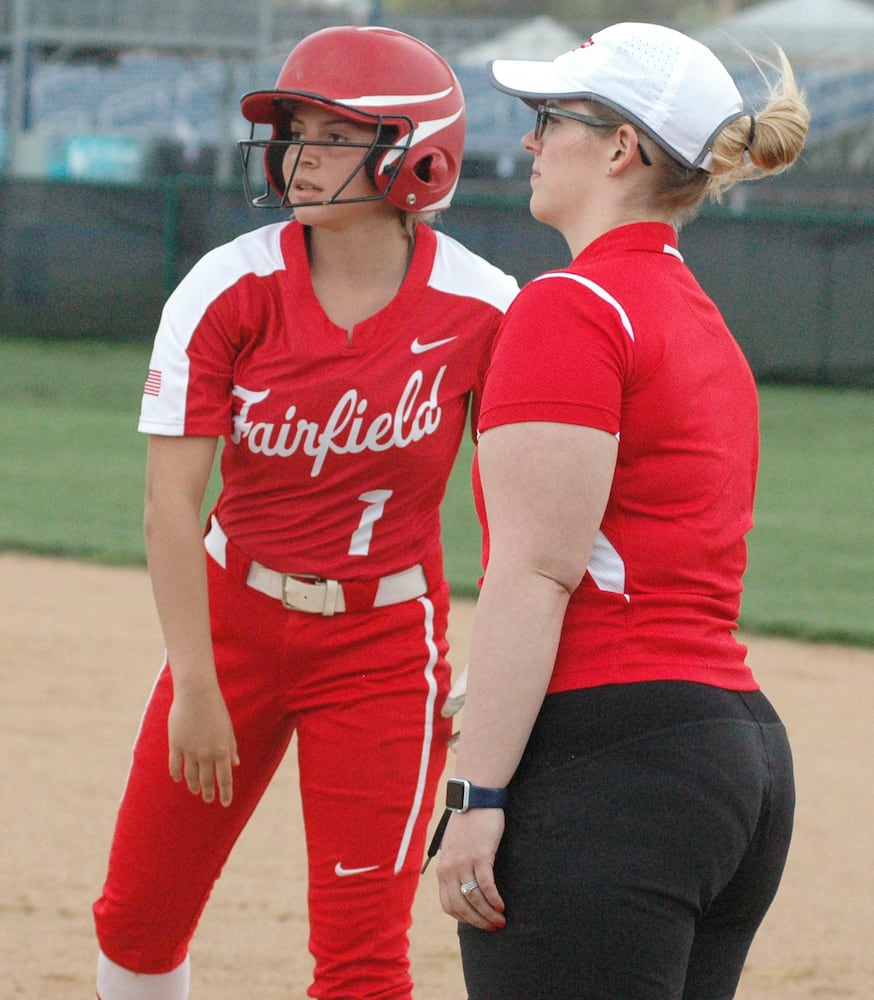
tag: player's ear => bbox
[606,124,640,176]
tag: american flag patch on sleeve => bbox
[144,368,162,396]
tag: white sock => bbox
[96,951,190,1000]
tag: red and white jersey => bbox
[140,220,518,578]
[476,222,759,692]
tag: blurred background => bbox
[2,0,874,383]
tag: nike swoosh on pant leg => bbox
[334,862,380,877]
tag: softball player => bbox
[433,22,809,998]
[92,26,518,1000]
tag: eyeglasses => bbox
[534,104,613,140]
[533,104,652,166]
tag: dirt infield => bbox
[2,552,872,998]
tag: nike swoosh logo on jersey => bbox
[334,862,380,877]
[410,335,458,354]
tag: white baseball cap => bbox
[487,22,745,171]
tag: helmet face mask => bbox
[239,101,414,210]
[238,26,466,214]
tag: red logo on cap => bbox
[574,37,595,50]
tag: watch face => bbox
[446,780,468,811]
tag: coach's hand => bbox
[168,681,240,807]
[436,809,506,931]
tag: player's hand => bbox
[168,682,240,807]
[436,809,506,931]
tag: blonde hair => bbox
[586,48,810,226]
[706,48,810,202]
[658,49,810,223]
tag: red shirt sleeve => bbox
[478,271,634,437]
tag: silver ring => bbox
[460,879,479,896]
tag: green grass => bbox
[2,338,872,646]
[741,386,874,645]
[1,340,150,562]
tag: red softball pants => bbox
[93,541,452,999]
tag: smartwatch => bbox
[446,778,508,813]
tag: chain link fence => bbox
[2,177,873,386]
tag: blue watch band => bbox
[446,778,508,813]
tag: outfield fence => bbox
[2,177,874,386]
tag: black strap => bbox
[420,808,451,874]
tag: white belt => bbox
[204,516,428,616]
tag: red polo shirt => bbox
[476,222,759,693]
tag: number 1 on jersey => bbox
[349,490,393,556]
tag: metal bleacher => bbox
[1,3,873,182]
[2,0,272,52]
[2,47,869,158]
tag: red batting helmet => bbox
[239,26,466,212]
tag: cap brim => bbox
[487,59,587,108]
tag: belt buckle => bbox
[281,574,341,616]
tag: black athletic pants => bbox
[459,681,795,1000]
